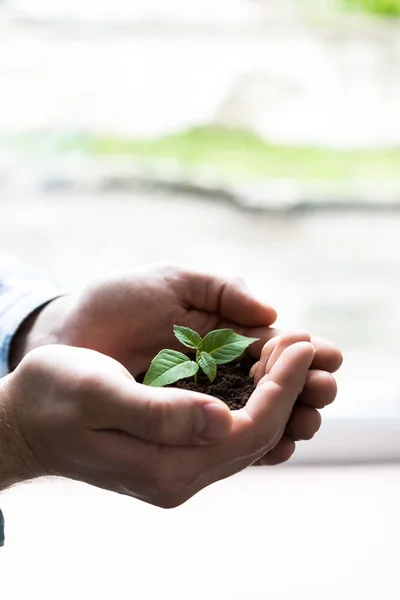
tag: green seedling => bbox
[143,326,259,387]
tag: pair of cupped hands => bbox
[0,265,342,508]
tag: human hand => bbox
[250,331,338,465]
[0,337,317,506]
[11,263,342,379]
[8,264,342,469]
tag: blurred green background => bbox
[1,0,400,206]
[342,0,400,17]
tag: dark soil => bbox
[137,356,257,410]
[173,355,256,410]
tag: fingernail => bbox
[309,345,317,364]
[196,403,230,442]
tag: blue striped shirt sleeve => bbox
[0,255,66,378]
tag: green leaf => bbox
[143,349,199,387]
[173,325,203,350]
[198,352,217,382]
[201,329,259,365]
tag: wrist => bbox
[0,374,38,491]
[9,295,71,370]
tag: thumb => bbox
[99,382,233,446]
[185,271,277,327]
[218,278,278,327]
[244,341,316,434]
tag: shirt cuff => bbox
[0,287,66,379]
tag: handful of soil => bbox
[138,355,256,411]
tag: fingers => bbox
[174,340,316,474]
[285,404,322,441]
[93,381,233,446]
[251,331,343,382]
[309,336,343,373]
[254,405,322,467]
[249,338,336,467]
[182,270,278,327]
[246,340,315,423]
[221,341,316,464]
[299,370,337,409]
[254,435,296,466]
[252,331,311,385]
[249,335,278,379]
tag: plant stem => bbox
[194,351,199,385]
